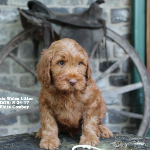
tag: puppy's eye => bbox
[78,62,82,65]
[59,61,65,65]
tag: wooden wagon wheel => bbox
[0,26,150,137]
[0,26,39,97]
[93,28,150,137]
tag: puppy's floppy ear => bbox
[36,50,53,88]
[99,96,107,119]
[86,59,92,85]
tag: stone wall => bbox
[0,0,133,136]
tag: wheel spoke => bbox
[107,109,143,119]
[0,85,39,97]
[0,106,39,121]
[9,53,37,77]
[95,54,129,82]
[90,43,99,59]
[101,82,143,95]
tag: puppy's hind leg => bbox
[98,125,113,138]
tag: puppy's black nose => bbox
[69,79,77,86]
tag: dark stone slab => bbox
[123,0,131,5]
[73,7,87,13]
[87,0,96,5]
[38,0,55,5]
[108,126,120,133]
[11,47,18,56]
[20,75,35,87]
[0,91,9,99]
[111,8,130,24]
[0,112,17,126]
[0,76,17,87]
[19,42,34,59]
[120,24,131,33]
[10,0,54,6]
[0,44,4,51]
[130,117,137,124]
[122,127,137,135]
[122,92,132,106]
[10,0,31,6]
[0,27,7,43]
[102,116,106,124]
[99,61,120,73]
[0,132,150,150]
[12,60,35,74]
[0,59,10,73]
[103,94,120,105]
[21,112,40,125]
[50,7,69,14]
[56,0,84,5]
[122,33,132,41]
[109,75,129,86]
[27,112,40,123]
[108,111,127,124]
[9,26,23,39]
[0,0,7,5]
[123,59,132,73]
[0,8,19,23]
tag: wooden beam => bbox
[147,0,150,77]
[90,43,99,59]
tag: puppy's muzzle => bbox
[69,79,77,86]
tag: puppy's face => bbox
[37,38,91,91]
[51,49,87,91]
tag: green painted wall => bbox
[132,0,149,136]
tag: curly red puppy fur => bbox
[36,38,113,150]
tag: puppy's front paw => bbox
[99,125,113,138]
[79,135,99,147]
[40,137,60,150]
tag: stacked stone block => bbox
[0,0,133,136]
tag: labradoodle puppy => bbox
[35,38,113,150]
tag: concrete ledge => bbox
[0,132,150,150]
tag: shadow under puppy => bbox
[35,38,113,150]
